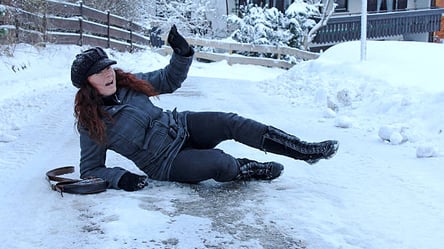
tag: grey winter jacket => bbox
[79,51,193,189]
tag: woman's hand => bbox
[167,25,191,56]
[118,172,148,191]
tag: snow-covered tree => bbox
[228,0,336,51]
[138,0,213,37]
[1,0,46,13]
[285,0,320,49]
[60,0,144,22]
[229,4,292,47]
[39,0,213,37]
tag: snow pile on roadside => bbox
[262,40,444,158]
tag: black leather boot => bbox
[235,158,284,181]
[261,126,339,164]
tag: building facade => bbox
[209,0,443,47]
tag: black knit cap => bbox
[70,47,117,88]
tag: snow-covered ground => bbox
[0,40,443,249]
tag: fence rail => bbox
[0,0,318,68]
[177,37,319,68]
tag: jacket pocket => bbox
[142,120,174,161]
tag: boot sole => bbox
[307,141,339,165]
[325,141,339,159]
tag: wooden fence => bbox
[0,0,151,51]
[160,37,319,69]
[0,0,319,68]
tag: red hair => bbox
[74,68,158,144]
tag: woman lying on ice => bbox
[70,25,339,191]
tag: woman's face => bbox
[87,66,116,96]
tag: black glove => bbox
[167,24,191,56]
[118,172,148,191]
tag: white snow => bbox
[0,40,443,249]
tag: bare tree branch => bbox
[303,0,336,49]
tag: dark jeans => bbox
[169,112,267,183]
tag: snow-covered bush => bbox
[229,4,292,47]
[0,5,6,17]
[0,5,13,54]
[0,5,7,38]
[228,0,320,51]
[0,27,8,38]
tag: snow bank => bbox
[262,40,444,159]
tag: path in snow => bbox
[0,76,307,249]
[0,75,443,249]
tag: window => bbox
[237,0,285,12]
[273,0,285,11]
[368,0,407,12]
[237,0,352,13]
[335,0,348,12]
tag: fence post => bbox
[79,1,83,17]
[43,12,47,43]
[107,10,110,48]
[129,20,133,52]
[79,1,83,46]
[14,11,19,43]
[79,18,83,46]
[41,0,48,44]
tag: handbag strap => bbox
[46,166,107,196]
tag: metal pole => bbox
[225,0,229,16]
[361,0,367,61]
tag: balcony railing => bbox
[312,8,444,45]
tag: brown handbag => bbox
[46,166,107,196]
